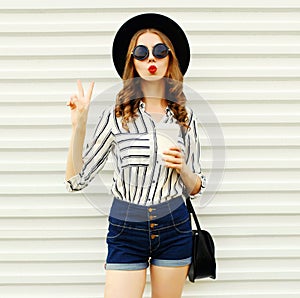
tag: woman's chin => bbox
[141,74,164,81]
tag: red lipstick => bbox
[148,65,157,74]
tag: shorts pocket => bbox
[115,132,151,168]
[174,217,192,234]
[107,220,125,239]
[170,203,192,234]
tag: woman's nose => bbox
[148,50,156,62]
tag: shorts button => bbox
[149,215,157,220]
[150,223,158,228]
[151,234,158,239]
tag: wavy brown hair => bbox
[115,28,189,130]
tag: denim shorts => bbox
[105,196,193,270]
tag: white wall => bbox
[0,0,300,297]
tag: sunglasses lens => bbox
[153,44,169,59]
[132,45,148,60]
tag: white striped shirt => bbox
[65,102,206,205]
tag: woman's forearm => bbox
[162,147,202,195]
[180,164,202,195]
[65,122,86,181]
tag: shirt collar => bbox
[165,105,174,117]
[139,100,146,112]
[139,100,174,117]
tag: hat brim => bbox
[112,13,190,78]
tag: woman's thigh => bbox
[104,269,147,298]
[150,264,189,298]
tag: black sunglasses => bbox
[131,43,170,61]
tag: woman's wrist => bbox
[179,163,190,177]
[179,164,202,195]
[72,118,87,132]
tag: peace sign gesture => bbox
[66,79,95,127]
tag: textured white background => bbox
[0,0,300,297]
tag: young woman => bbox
[65,13,206,298]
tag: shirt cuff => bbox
[64,174,81,192]
[189,173,207,200]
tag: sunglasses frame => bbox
[131,43,170,61]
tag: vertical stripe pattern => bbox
[65,103,206,205]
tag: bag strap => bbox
[180,125,202,232]
[186,197,201,231]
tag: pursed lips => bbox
[148,65,157,74]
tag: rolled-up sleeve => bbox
[184,110,206,199]
[64,106,115,192]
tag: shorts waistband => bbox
[109,196,185,222]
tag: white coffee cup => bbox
[156,123,179,162]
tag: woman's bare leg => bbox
[150,264,189,298]
[104,269,147,298]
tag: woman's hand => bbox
[163,146,201,195]
[162,146,186,174]
[66,79,95,128]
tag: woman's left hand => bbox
[162,146,186,174]
[163,146,201,194]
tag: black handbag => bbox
[186,197,216,282]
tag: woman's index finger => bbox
[77,79,84,98]
[167,146,181,152]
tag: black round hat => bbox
[112,13,190,78]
